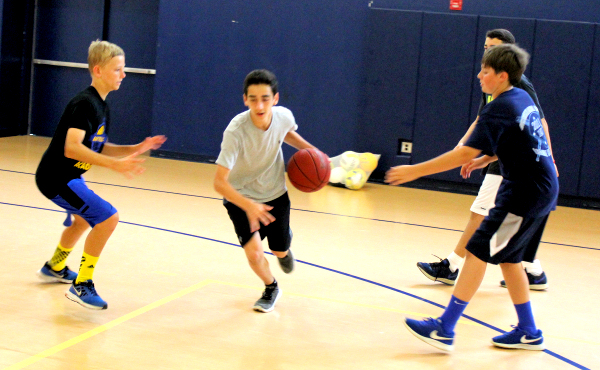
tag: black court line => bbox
[0,200,590,370]
[1,168,598,252]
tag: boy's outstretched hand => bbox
[385,165,421,186]
[138,135,167,154]
[113,151,146,179]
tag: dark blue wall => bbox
[151,0,367,160]
[371,0,600,23]
[29,0,157,145]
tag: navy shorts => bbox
[224,192,293,252]
[466,207,549,265]
[50,177,117,228]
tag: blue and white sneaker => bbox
[37,262,77,283]
[404,317,455,351]
[417,258,458,285]
[65,280,108,310]
[492,325,545,350]
[500,271,548,291]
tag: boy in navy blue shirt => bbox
[385,43,558,351]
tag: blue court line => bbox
[0,200,592,369]
[1,168,597,252]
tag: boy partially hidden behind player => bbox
[214,69,319,313]
[36,40,166,309]
[385,44,558,351]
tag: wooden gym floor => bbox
[0,135,598,370]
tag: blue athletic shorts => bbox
[466,207,549,265]
[224,192,293,252]
[50,177,117,228]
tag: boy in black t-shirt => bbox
[36,40,166,310]
[386,44,558,351]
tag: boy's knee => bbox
[98,212,120,230]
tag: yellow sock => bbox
[49,243,74,271]
[75,252,99,284]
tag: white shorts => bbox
[470,174,502,216]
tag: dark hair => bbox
[485,29,516,44]
[243,69,278,95]
[481,44,529,86]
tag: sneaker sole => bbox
[416,266,456,286]
[500,282,548,291]
[36,269,73,284]
[403,320,454,352]
[65,290,107,310]
[253,289,282,313]
[491,339,545,351]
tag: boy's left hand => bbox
[385,165,420,185]
[139,135,167,153]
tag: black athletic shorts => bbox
[466,207,549,265]
[224,192,292,252]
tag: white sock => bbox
[446,252,464,273]
[523,259,543,276]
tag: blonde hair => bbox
[87,40,124,74]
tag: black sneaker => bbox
[416,258,458,285]
[253,285,281,313]
[500,271,548,291]
[277,250,295,274]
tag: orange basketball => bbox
[287,149,331,192]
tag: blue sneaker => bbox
[492,325,545,350]
[65,280,108,310]
[417,258,458,285]
[404,317,455,351]
[501,271,548,290]
[37,262,77,283]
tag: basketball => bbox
[287,148,331,192]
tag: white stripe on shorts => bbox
[490,212,523,257]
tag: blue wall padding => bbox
[411,12,478,182]
[579,24,600,198]
[531,20,595,196]
[469,16,536,123]
[151,0,368,161]
[34,0,104,63]
[30,66,91,137]
[358,9,422,171]
[107,0,159,69]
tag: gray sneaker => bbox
[253,285,281,313]
[277,250,295,274]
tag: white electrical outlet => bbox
[401,142,412,154]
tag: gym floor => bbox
[0,135,598,370]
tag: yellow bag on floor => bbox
[328,151,380,190]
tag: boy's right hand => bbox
[113,151,146,178]
[246,203,275,233]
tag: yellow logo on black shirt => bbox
[74,161,92,170]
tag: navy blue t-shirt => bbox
[465,88,558,218]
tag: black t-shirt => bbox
[36,86,109,199]
[466,88,558,217]
[478,75,544,175]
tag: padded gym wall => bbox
[151,0,367,161]
[530,20,595,196]
[410,12,478,183]
[370,0,600,23]
[358,9,422,173]
[579,24,600,198]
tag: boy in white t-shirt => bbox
[214,69,319,313]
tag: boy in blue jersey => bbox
[416,29,555,290]
[35,40,166,310]
[386,44,558,351]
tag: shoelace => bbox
[261,287,277,300]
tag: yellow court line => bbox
[3,279,212,370]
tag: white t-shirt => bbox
[216,106,298,202]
